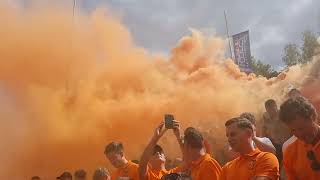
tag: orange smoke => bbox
[0,2,319,179]
[301,54,320,110]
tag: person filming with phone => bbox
[139,114,183,180]
[139,114,222,180]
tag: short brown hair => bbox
[265,99,277,108]
[288,88,301,95]
[225,117,253,131]
[93,167,110,180]
[153,144,164,155]
[184,127,204,149]
[104,141,124,155]
[280,97,317,123]
[239,112,256,125]
[74,169,86,178]
[31,176,41,180]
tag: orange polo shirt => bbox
[189,153,222,180]
[220,149,279,180]
[145,165,181,180]
[283,138,320,180]
[111,161,140,180]
[146,169,168,180]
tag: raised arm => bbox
[139,122,167,180]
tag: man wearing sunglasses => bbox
[280,97,320,179]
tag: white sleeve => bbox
[260,137,274,146]
[282,136,297,153]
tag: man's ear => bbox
[119,151,124,157]
[245,128,253,137]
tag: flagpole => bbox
[66,0,76,96]
[224,10,233,59]
[72,0,76,18]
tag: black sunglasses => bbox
[161,173,180,180]
[161,173,192,180]
[306,150,320,171]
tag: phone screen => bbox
[165,114,174,129]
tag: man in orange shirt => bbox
[220,117,279,180]
[279,97,320,180]
[139,121,183,180]
[224,112,276,162]
[182,127,222,180]
[104,141,140,180]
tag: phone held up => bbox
[164,114,174,129]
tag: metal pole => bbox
[72,0,76,18]
[224,10,233,59]
[66,0,76,95]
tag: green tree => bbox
[282,30,319,67]
[251,57,279,79]
[301,31,319,63]
[282,43,301,66]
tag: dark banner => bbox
[232,30,252,72]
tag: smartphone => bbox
[165,114,174,129]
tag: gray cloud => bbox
[82,0,319,68]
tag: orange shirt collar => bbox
[239,148,261,159]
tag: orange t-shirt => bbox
[220,149,279,180]
[283,138,320,180]
[189,153,222,180]
[111,161,140,180]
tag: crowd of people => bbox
[31,88,320,180]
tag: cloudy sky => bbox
[9,0,320,68]
[79,0,320,69]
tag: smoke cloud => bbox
[0,1,319,179]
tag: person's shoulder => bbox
[128,161,139,169]
[204,154,219,162]
[222,156,240,169]
[128,161,140,178]
[258,137,274,145]
[257,136,271,142]
[285,136,298,146]
[256,151,278,165]
[201,154,221,169]
[168,166,182,174]
[263,112,270,119]
[258,151,277,159]
[220,157,239,175]
[254,151,279,178]
[283,137,299,155]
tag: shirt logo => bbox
[248,159,257,170]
